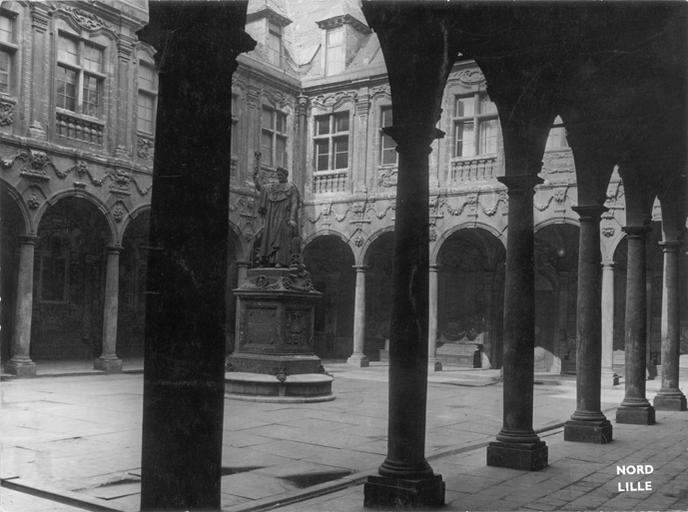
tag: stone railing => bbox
[56,110,104,145]
[450,156,497,183]
[313,170,348,194]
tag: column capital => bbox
[382,124,444,155]
[572,204,608,220]
[353,264,368,272]
[18,234,38,245]
[601,260,615,269]
[236,259,251,268]
[659,240,681,252]
[497,174,543,194]
[429,264,439,272]
[106,244,124,253]
[622,225,651,238]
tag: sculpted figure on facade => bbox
[253,166,302,268]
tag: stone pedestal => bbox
[487,440,548,471]
[226,268,331,400]
[364,474,445,508]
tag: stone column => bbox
[428,264,441,371]
[557,271,570,374]
[138,3,255,510]
[487,173,548,470]
[564,205,612,443]
[348,265,369,367]
[653,240,687,410]
[95,245,123,372]
[601,260,618,387]
[236,260,249,286]
[364,123,445,506]
[616,225,656,424]
[6,235,37,377]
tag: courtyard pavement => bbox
[0,360,687,512]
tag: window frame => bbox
[266,19,283,67]
[324,26,345,76]
[260,104,288,168]
[55,31,106,119]
[0,10,18,96]
[136,59,158,135]
[313,111,350,172]
[379,105,397,166]
[452,92,499,159]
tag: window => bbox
[261,106,287,168]
[266,20,282,66]
[325,27,344,76]
[0,12,17,95]
[56,33,105,117]
[453,92,498,158]
[545,116,569,150]
[380,106,397,165]
[314,111,349,171]
[137,60,157,134]
[39,235,69,303]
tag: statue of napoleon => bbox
[253,166,303,268]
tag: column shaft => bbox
[653,240,687,410]
[428,265,441,371]
[348,265,369,367]
[564,206,612,443]
[6,235,37,377]
[601,261,618,386]
[487,174,547,470]
[95,246,123,372]
[616,225,655,424]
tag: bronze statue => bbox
[253,166,301,268]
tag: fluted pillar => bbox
[564,205,612,443]
[487,173,548,470]
[600,260,618,387]
[616,225,656,424]
[95,245,123,372]
[428,264,441,371]
[348,265,369,367]
[6,235,37,377]
[653,240,687,410]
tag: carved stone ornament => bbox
[377,167,397,188]
[243,269,314,292]
[311,90,357,110]
[137,136,154,160]
[27,190,41,209]
[112,202,126,223]
[60,6,115,33]
[0,99,14,126]
[602,227,616,238]
[3,150,57,181]
[449,68,487,85]
[353,234,365,247]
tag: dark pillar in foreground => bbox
[364,124,445,507]
[487,172,548,470]
[653,238,687,410]
[138,3,253,510]
[616,225,656,425]
[564,205,613,442]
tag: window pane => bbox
[137,93,155,133]
[334,112,349,132]
[315,139,329,171]
[0,15,13,43]
[58,36,79,65]
[261,130,273,166]
[83,44,103,73]
[455,120,474,157]
[333,136,348,169]
[276,112,286,133]
[56,66,77,111]
[455,96,474,118]
[0,51,10,93]
[326,27,343,47]
[82,75,101,116]
[138,62,156,90]
[381,144,397,165]
[479,118,498,154]
[276,135,286,168]
[315,115,329,135]
[326,46,345,75]
[261,107,273,129]
[381,107,393,127]
[479,94,497,115]
[266,29,281,66]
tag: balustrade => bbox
[313,171,348,194]
[56,111,104,145]
[451,156,497,183]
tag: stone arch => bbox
[303,234,356,359]
[432,221,505,264]
[359,226,394,266]
[436,227,506,368]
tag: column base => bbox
[486,440,548,471]
[564,418,613,443]
[364,474,444,508]
[346,353,369,368]
[653,391,687,411]
[5,358,37,378]
[616,403,655,425]
[94,357,123,372]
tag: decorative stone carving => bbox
[602,227,616,238]
[481,191,508,216]
[60,6,115,33]
[131,177,153,196]
[0,99,14,126]
[3,150,57,181]
[62,160,104,186]
[311,90,357,110]
[370,84,391,99]
[137,136,155,160]
[26,188,42,209]
[377,167,398,188]
[353,234,365,247]
[448,68,487,85]
[112,202,127,223]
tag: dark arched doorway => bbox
[303,235,355,359]
[364,231,394,361]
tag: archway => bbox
[1,186,25,364]
[363,231,394,360]
[534,223,579,373]
[436,228,505,368]
[302,234,355,359]
[118,210,150,358]
[32,197,110,360]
